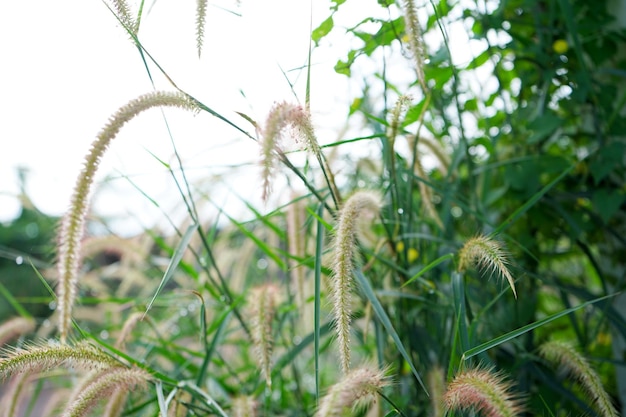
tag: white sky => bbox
[0,0,488,235]
[0,1,351,230]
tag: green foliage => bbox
[1,0,625,416]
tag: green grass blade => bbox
[0,281,31,318]
[462,293,616,360]
[213,204,287,271]
[143,222,199,318]
[403,253,454,287]
[452,271,470,354]
[354,269,428,394]
[493,164,574,234]
[273,322,333,375]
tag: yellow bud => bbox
[407,248,419,263]
[553,39,568,54]
[396,241,405,252]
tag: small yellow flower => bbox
[553,39,569,54]
[407,248,419,263]
[396,241,405,252]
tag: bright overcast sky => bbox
[0,1,482,234]
[0,0,359,230]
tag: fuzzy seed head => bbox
[427,366,446,417]
[115,311,146,350]
[315,366,388,417]
[61,367,151,417]
[259,102,319,202]
[56,91,198,343]
[0,340,118,380]
[444,368,523,417]
[458,235,517,298]
[331,190,382,373]
[196,0,208,57]
[248,284,281,388]
[232,395,258,417]
[402,0,427,91]
[539,340,618,417]
[109,0,137,34]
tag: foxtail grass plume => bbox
[196,0,208,57]
[538,340,618,417]
[402,0,427,91]
[108,0,138,34]
[444,367,524,417]
[115,311,147,350]
[259,102,340,204]
[102,388,128,417]
[458,235,517,298]
[60,367,151,417]
[331,190,382,373]
[427,366,446,417]
[0,317,35,347]
[315,366,388,417]
[388,95,412,147]
[287,195,307,311]
[232,395,258,417]
[56,91,197,343]
[248,283,281,388]
[0,340,118,379]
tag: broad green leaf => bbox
[592,189,625,224]
[312,16,334,46]
[494,163,574,234]
[527,113,562,144]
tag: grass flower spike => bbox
[444,367,523,417]
[402,0,427,91]
[331,190,382,373]
[60,367,151,417]
[248,283,280,388]
[196,0,208,57]
[56,91,197,343]
[0,340,118,379]
[315,366,388,417]
[232,395,257,417]
[427,366,446,417]
[538,340,618,417]
[259,102,340,204]
[109,0,137,34]
[458,235,516,298]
